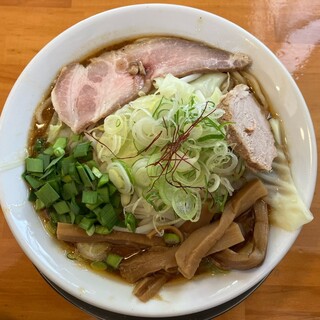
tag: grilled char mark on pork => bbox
[51,37,252,133]
[218,84,277,171]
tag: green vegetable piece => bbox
[69,198,81,215]
[26,157,44,173]
[85,160,99,169]
[78,216,96,231]
[90,261,108,271]
[52,137,67,157]
[28,191,37,202]
[53,137,67,150]
[73,141,91,158]
[38,166,54,180]
[82,190,98,204]
[50,211,59,224]
[54,147,65,157]
[71,134,80,142]
[197,133,224,142]
[61,156,75,176]
[111,192,121,208]
[124,212,137,232]
[97,187,109,203]
[35,182,60,207]
[95,225,111,235]
[163,233,181,245]
[86,224,96,236]
[97,204,118,229]
[47,179,60,193]
[92,167,102,179]
[105,253,123,269]
[35,198,45,211]
[76,164,92,188]
[66,252,78,260]
[85,198,104,211]
[98,173,109,188]
[83,164,95,181]
[62,182,78,200]
[37,153,51,170]
[69,211,76,224]
[67,162,80,183]
[59,214,71,223]
[53,200,70,215]
[61,175,73,183]
[43,146,54,156]
[46,154,64,171]
[24,174,44,189]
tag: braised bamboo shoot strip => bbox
[133,273,172,302]
[119,222,244,283]
[212,199,269,269]
[175,179,268,279]
[56,222,165,247]
[119,246,178,283]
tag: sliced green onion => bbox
[172,188,201,222]
[86,224,96,236]
[73,141,91,158]
[61,156,75,176]
[76,164,92,188]
[107,161,133,194]
[67,252,78,260]
[43,146,54,155]
[108,183,117,196]
[85,198,104,211]
[96,204,118,229]
[24,174,44,189]
[59,213,72,224]
[69,198,81,215]
[163,233,181,245]
[97,187,109,203]
[95,225,111,234]
[124,212,137,232]
[98,173,109,188]
[37,153,51,170]
[105,253,123,269]
[45,154,64,171]
[92,167,102,179]
[111,193,121,209]
[53,200,70,215]
[82,190,98,205]
[83,163,95,181]
[90,261,108,271]
[54,147,65,157]
[35,198,45,210]
[26,157,44,173]
[53,137,67,150]
[69,211,76,224]
[35,182,60,207]
[78,217,96,231]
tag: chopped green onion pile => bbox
[23,136,122,235]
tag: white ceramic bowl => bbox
[0,4,317,318]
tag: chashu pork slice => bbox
[51,51,145,134]
[51,37,252,133]
[218,84,277,171]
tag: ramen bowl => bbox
[0,4,316,318]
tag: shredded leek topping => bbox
[87,73,245,233]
